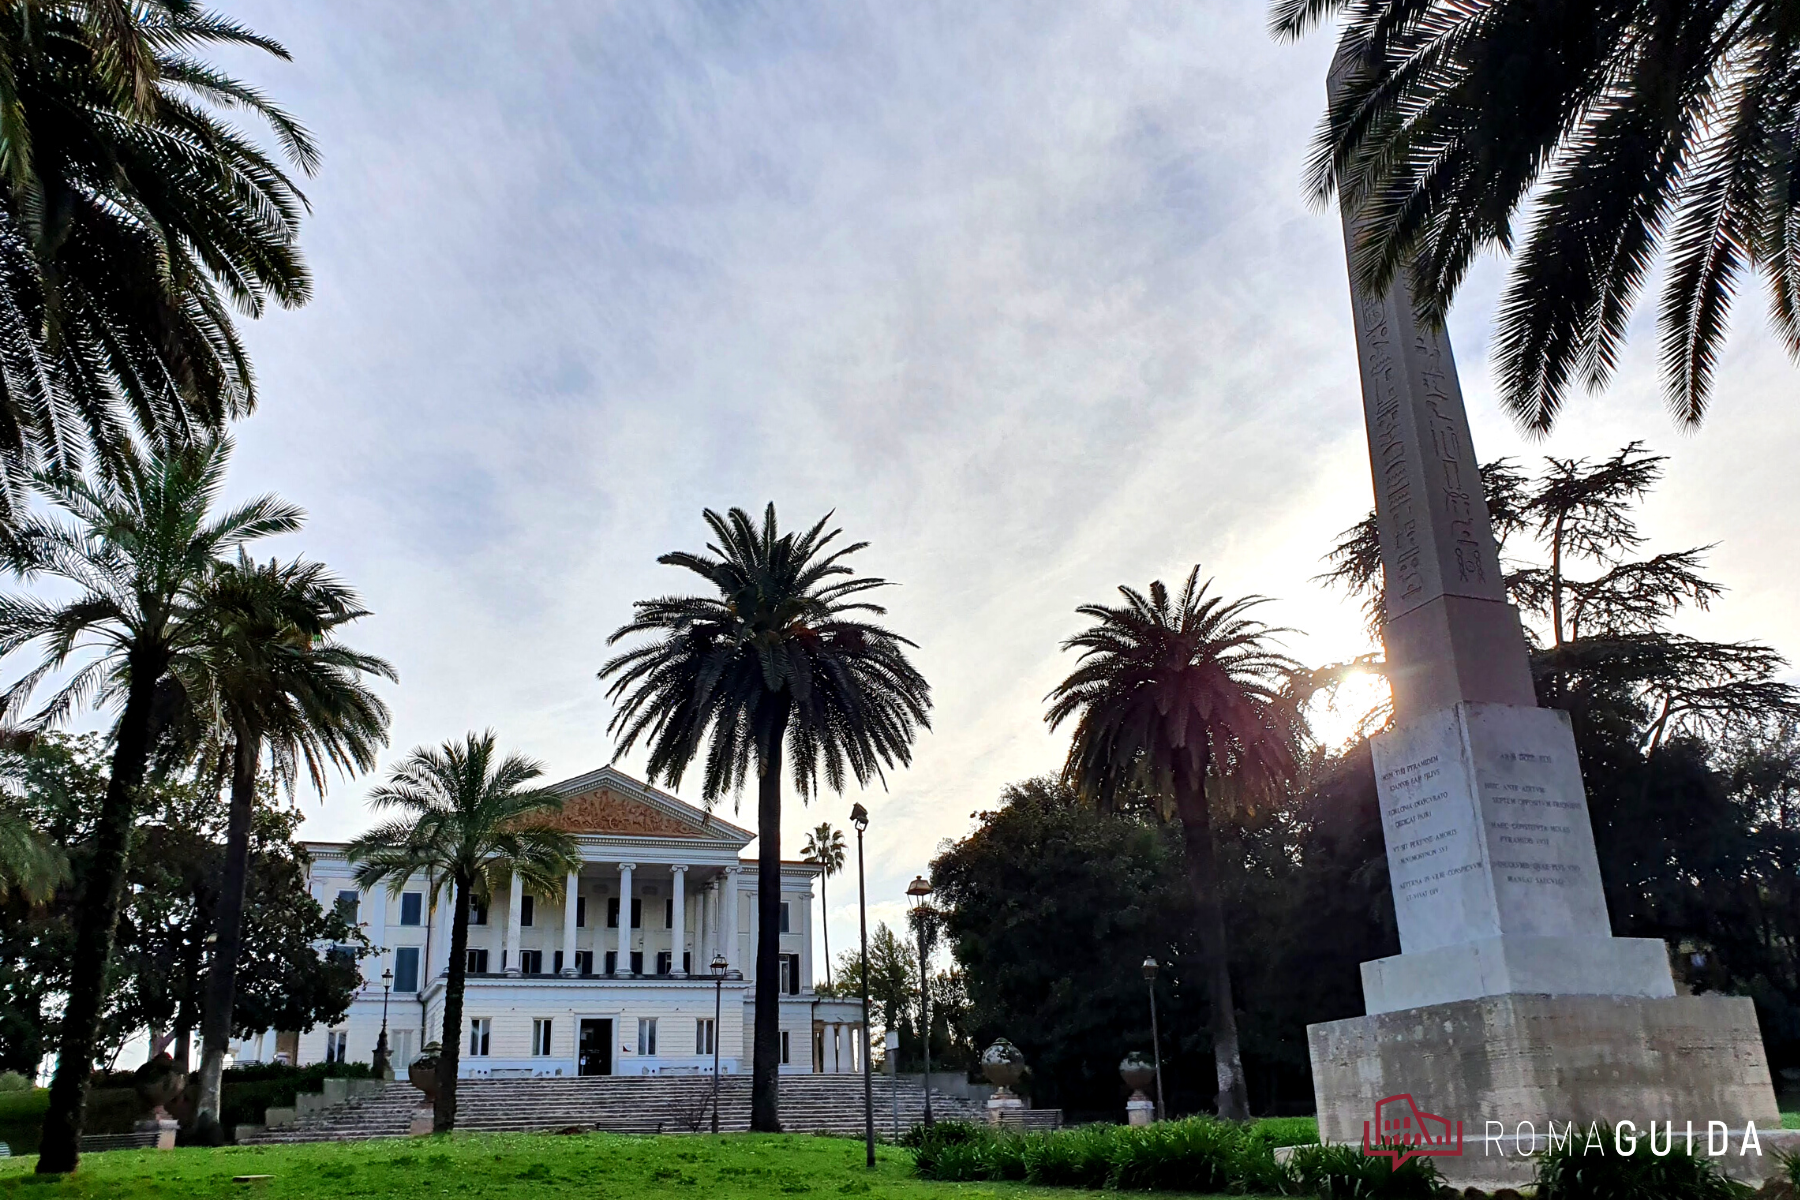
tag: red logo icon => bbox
[1362,1094,1463,1169]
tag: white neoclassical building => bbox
[233,766,867,1079]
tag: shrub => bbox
[899,1119,982,1151]
[908,1121,993,1180]
[983,1131,1030,1181]
[1531,1142,1751,1200]
[1290,1143,1444,1199]
[923,1136,996,1182]
[1250,1115,1323,1148]
[1020,1123,1117,1188]
[1106,1116,1246,1193]
[0,1072,31,1093]
[905,1114,1307,1194]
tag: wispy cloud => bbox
[214,1,1800,967]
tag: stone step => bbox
[237,1075,980,1145]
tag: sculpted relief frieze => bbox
[539,787,714,837]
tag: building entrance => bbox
[578,1019,613,1076]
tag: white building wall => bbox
[272,846,840,1077]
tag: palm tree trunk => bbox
[436,877,472,1133]
[36,665,161,1175]
[751,742,784,1132]
[193,732,259,1144]
[1174,777,1250,1121]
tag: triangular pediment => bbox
[541,766,751,843]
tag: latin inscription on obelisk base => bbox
[1307,40,1781,1188]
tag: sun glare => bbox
[1303,670,1392,752]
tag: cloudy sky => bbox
[205,2,1800,967]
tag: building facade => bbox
[233,766,866,1078]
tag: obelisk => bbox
[1304,39,1782,1188]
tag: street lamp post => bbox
[373,967,394,1080]
[1142,957,1166,1122]
[710,952,727,1134]
[851,803,875,1168]
[906,875,934,1127]
[884,1028,900,1141]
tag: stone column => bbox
[560,870,579,977]
[798,883,812,993]
[616,862,635,975]
[694,877,709,971]
[721,866,741,975]
[669,865,687,976]
[505,870,524,976]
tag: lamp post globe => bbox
[1141,957,1166,1121]
[906,875,935,1126]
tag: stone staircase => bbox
[237,1074,980,1144]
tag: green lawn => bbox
[0,1131,1238,1200]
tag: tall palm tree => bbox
[1045,567,1300,1121]
[0,1,317,517]
[801,822,845,988]
[0,437,299,1173]
[600,504,931,1132]
[184,554,394,1143]
[1274,0,1800,433]
[347,733,577,1134]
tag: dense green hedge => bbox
[0,1088,142,1157]
[909,1118,1766,1199]
[907,1116,1427,1196]
[219,1061,373,1132]
[0,1061,377,1154]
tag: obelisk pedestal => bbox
[1306,41,1781,1188]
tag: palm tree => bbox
[801,822,846,988]
[0,1,316,517]
[347,733,578,1134]
[1045,567,1300,1121]
[0,805,64,903]
[1274,0,1800,433]
[184,554,394,1143]
[600,504,931,1132]
[0,437,297,1173]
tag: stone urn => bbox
[980,1039,1027,1126]
[408,1042,440,1105]
[1120,1052,1157,1126]
[980,1039,1025,1093]
[132,1052,187,1117]
[131,1053,185,1148]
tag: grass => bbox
[0,1131,1245,1199]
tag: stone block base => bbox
[1361,935,1675,1014]
[1308,992,1782,1188]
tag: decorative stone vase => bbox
[979,1039,1025,1094]
[1118,1052,1156,1095]
[1120,1052,1157,1126]
[408,1043,440,1105]
[132,1052,187,1117]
